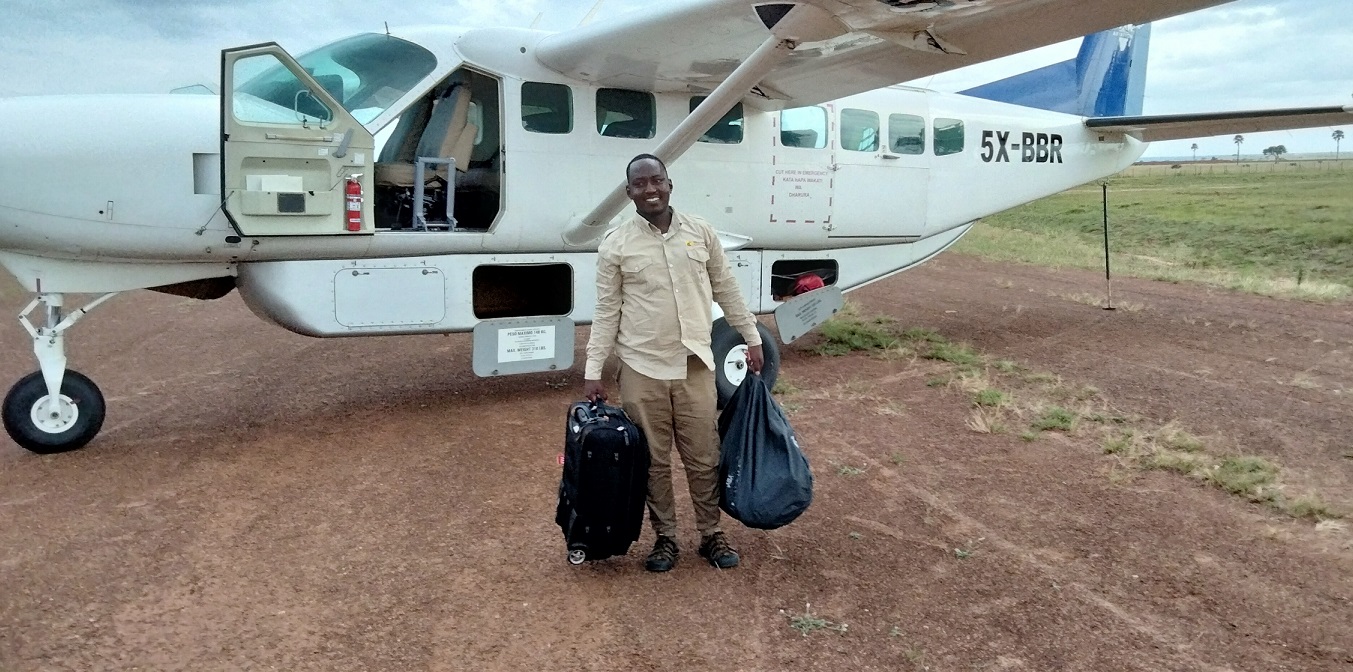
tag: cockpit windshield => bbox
[237,33,437,125]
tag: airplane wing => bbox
[534,0,1237,107]
[1086,106,1353,143]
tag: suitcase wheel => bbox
[567,549,587,565]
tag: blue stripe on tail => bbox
[960,24,1151,118]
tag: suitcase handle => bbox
[574,400,624,424]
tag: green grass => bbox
[809,304,1348,522]
[786,605,848,636]
[837,464,866,477]
[973,389,1006,407]
[772,377,801,396]
[1032,407,1077,432]
[1205,456,1279,501]
[954,170,1353,301]
[813,305,899,356]
[925,341,982,369]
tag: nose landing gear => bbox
[2,293,115,454]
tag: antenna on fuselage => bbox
[529,12,544,29]
[384,21,390,36]
[579,0,607,27]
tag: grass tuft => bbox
[965,409,1006,435]
[836,464,867,477]
[1282,494,1342,521]
[772,377,801,396]
[1204,455,1279,502]
[974,389,1007,407]
[786,604,848,636]
[813,302,899,355]
[926,341,983,369]
[1032,406,1077,432]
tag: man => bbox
[584,154,764,572]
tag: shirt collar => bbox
[634,208,683,239]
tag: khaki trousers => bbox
[619,356,722,539]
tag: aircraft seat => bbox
[376,84,474,188]
[701,123,740,144]
[780,129,818,148]
[600,119,651,139]
[377,96,433,166]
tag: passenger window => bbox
[779,106,827,149]
[521,82,572,134]
[934,118,965,156]
[888,113,925,155]
[597,88,655,139]
[688,97,744,144]
[840,108,879,152]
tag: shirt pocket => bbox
[686,246,710,281]
[621,258,652,286]
[687,244,708,271]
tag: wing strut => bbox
[562,34,798,247]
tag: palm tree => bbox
[1191,143,1199,162]
[1233,134,1244,162]
[1335,130,1346,160]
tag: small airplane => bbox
[1,0,1348,454]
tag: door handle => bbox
[880,153,901,160]
[265,133,337,142]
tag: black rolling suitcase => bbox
[555,400,650,565]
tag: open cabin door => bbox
[221,43,375,236]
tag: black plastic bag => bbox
[717,374,813,529]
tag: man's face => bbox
[625,159,672,217]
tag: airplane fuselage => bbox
[0,26,1143,303]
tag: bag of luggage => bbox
[717,374,813,530]
[555,400,650,564]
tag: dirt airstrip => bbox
[1,256,1350,671]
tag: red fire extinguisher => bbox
[344,176,363,232]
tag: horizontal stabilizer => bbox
[1086,106,1353,142]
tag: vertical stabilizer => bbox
[959,24,1151,117]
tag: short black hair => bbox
[626,153,668,180]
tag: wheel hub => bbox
[722,344,750,387]
[30,394,78,434]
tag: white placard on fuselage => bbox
[498,326,556,362]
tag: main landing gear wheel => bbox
[3,369,106,454]
[712,318,781,409]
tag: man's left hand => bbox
[746,344,764,375]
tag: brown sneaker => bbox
[698,532,740,569]
[645,535,679,572]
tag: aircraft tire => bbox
[712,318,780,410]
[2,370,106,455]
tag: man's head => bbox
[625,153,672,219]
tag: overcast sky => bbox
[1,0,1348,158]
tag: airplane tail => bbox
[959,24,1151,117]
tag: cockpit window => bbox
[236,33,437,125]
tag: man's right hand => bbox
[584,379,607,403]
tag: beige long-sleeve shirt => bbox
[585,209,761,381]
